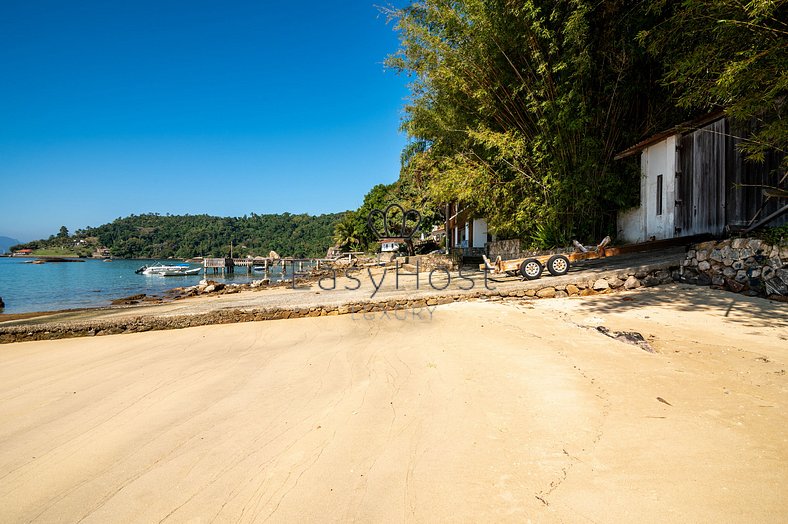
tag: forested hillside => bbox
[13,213,343,259]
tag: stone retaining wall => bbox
[678,238,788,298]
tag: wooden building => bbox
[615,112,786,243]
[444,203,491,255]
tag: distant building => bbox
[13,249,33,256]
[380,239,401,253]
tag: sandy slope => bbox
[0,287,785,522]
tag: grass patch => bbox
[32,247,80,257]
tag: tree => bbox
[385,1,676,247]
[332,213,362,250]
[641,0,788,165]
[57,226,69,238]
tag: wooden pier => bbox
[202,257,329,276]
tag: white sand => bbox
[0,286,785,522]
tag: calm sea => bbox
[0,258,293,314]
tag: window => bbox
[656,174,663,216]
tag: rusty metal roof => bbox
[614,110,726,160]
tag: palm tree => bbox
[333,215,360,250]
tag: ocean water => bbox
[0,257,295,314]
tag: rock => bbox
[203,285,216,293]
[0,296,3,308]
[642,275,660,287]
[593,279,610,291]
[580,288,597,296]
[722,267,736,278]
[711,275,725,287]
[698,261,711,271]
[725,278,745,293]
[111,293,146,305]
[696,250,709,262]
[536,287,556,298]
[624,276,641,290]
[697,273,712,286]
[671,270,682,282]
[750,268,761,278]
[732,260,744,271]
[731,238,747,249]
[761,266,775,280]
[524,289,536,297]
[709,249,723,262]
[566,284,580,295]
[777,268,788,284]
[634,270,648,279]
[554,290,569,298]
[687,249,696,259]
[608,277,624,289]
[747,239,762,251]
[722,258,733,267]
[768,294,788,303]
[735,270,748,283]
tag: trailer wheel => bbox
[546,255,570,276]
[519,259,543,280]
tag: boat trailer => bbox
[480,236,611,280]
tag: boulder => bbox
[624,276,641,290]
[725,278,745,293]
[698,261,711,271]
[608,277,625,289]
[566,284,580,295]
[642,275,660,287]
[731,238,747,249]
[696,250,709,262]
[536,287,556,298]
[593,279,610,291]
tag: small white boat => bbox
[137,263,201,276]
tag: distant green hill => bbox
[0,236,21,254]
[13,213,345,259]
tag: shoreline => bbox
[0,248,688,343]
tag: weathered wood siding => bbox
[676,119,727,236]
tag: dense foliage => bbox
[371,0,786,248]
[13,213,343,259]
[641,0,787,166]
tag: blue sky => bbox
[0,1,410,241]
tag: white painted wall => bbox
[472,219,487,248]
[617,135,678,243]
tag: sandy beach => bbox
[0,285,785,522]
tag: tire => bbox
[546,254,570,276]
[519,258,543,280]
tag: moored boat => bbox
[136,263,200,276]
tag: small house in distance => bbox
[615,112,786,243]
